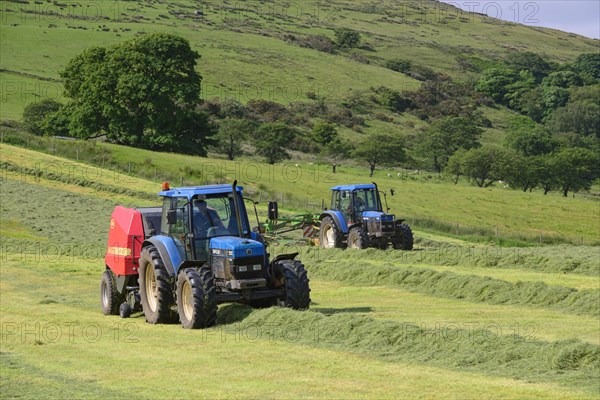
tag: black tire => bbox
[119,302,132,319]
[176,267,217,329]
[276,260,311,310]
[319,216,342,249]
[100,269,121,315]
[347,226,368,249]
[393,224,414,250]
[138,246,174,324]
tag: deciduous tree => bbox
[60,33,213,155]
[255,123,296,164]
[22,99,62,135]
[460,146,516,188]
[417,116,482,172]
[213,118,256,160]
[353,134,406,177]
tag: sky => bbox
[438,1,600,39]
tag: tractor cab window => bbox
[162,197,191,260]
[353,189,380,212]
[191,194,250,260]
[332,190,352,220]
[331,190,352,211]
[192,197,231,239]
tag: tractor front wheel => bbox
[393,224,414,250]
[176,267,217,329]
[347,227,368,249]
[276,260,311,310]
[100,269,121,315]
[139,246,174,324]
[319,217,342,249]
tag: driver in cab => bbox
[193,199,224,238]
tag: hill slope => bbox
[1,0,597,121]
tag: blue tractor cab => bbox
[318,182,413,250]
[137,181,311,329]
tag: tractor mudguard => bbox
[271,252,299,264]
[319,211,348,234]
[142,236,184,276]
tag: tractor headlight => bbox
[238,266,247,273]
[253,264,262,271]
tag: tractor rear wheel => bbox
[347,227,368,249]
[393,224,414,250]
[319,217,342,249]
[176,267,217,329]
[139,246,174,324]
[276,260,311,310]
[100,269,121,315]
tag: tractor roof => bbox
[330,184,376,191]
[159,185,243,200]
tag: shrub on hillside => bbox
[246,99,289,123]
[385,58,411,73]
[22,99,62,135]
[334,28,361,49]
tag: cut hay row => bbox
[300,255,600,317]
[1,161,155,201]
[0,178,117,248]
[300,245,600,276]
[217,305,600,393]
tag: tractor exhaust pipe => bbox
[372,181,388,213]
[232,180,244,238]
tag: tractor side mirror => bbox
[167,209,177,225]
[268,201,279,220]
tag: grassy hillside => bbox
[1,136,598,245]
[1,0,597,122]
[1,149,599,398]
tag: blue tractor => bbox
[106,181,310,329]
[318,183,414,250]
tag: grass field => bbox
[1,3,599,395]
[1,146,599,399]
[1,140,598,245]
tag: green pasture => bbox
[0,254,598,399]
[3,140,597,245]
[1,147,599,398]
